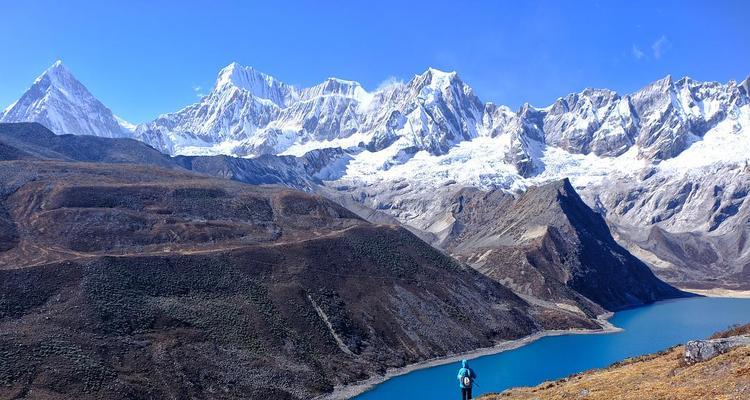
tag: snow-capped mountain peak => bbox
[214,62,298,107]
[38,60,69,83]
[658,73,673,87]
[300,77,368,101]
[30,60,79,99]
[419,67,458,81]
[1,60,132,138]
[411,67,464,95]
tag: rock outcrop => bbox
[683,336,750,364]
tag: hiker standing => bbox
[457,359,477,400]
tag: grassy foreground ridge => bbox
[481,324,750,400]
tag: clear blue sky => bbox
[1,0,748,123]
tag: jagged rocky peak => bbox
[214,62,298,106]
[300,77,368,101]
[410,67,480,104]
[412,67,459,88]
[496,101,547,172]
[741,75,750,95]
[624,74,674,124]
[517,102,545,121]
[630,73,749,160]
[518,105,545,140]
[1,60,131,138]
[551,87,621,112]
[542,87,638,157]
[483,102,516,137]
[33,61,109,107]
[332,66,489,157]
[652,73,674,90]
[37,60,73,86]
[672,75,742,107]
[6,60,80,111]
[548,88,622,120]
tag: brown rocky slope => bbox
[438,180,688,315]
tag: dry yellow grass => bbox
[481,345,750,400]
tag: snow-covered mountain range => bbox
[5,61,747,168]
[3,61,749,289]
[131,63,487,158]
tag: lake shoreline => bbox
[316,313,622,400]
[680,287,750,298]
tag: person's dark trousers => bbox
[461,387,472,400]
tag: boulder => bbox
[683,336,750,364]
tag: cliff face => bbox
[439,179,687,312]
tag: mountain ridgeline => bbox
[3,61,747,165]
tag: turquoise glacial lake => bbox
[354,297,750,399]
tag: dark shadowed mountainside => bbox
[439,179,688,313]
[0,122,174,167]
